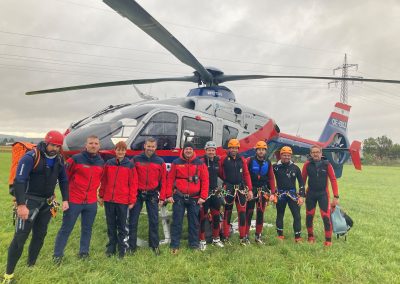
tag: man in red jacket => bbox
[129,137,167,256]
[98,141,137,258]
[53,135,104,262]
[219,139,253,245]
[302,145,339,247]
[166,141,208,254]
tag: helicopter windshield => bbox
[64,104,153,150]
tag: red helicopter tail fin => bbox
[349,140,362,170]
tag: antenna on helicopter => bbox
[132,84,158,100]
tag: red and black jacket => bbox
[166,151,209,200]
[219,153,252,190]
[301,158,339,197]
[99,157,138,205]
[66,151,104,204]
[132,152,167,201]
[247,156,276,194]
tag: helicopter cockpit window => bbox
[131,112,178,150]
[181,117,213,149]
[222,125,239,149]
[64,104,151,151]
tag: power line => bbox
[0,53,185,75]
[0,30,168,55]
[0,63,187,80]
[0,39,332,71]
[52,0,346,55]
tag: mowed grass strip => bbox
[0,152,399,283]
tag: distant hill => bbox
[0,134,42,144]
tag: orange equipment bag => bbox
[8,142,40,192]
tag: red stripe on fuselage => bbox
[63,120,278,159]
[237,119,279,152]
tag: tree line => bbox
[363,135,400,165]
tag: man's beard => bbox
[45,151,57,158]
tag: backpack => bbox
[331,205,353,240]
[8,142,40,196]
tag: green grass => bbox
[1,152,399,283]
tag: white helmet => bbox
[204,141,217,149]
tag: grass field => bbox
[1,152,399,283]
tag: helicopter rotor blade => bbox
[103,0,213,85]
[216,74,400,85]
[26,76,198,95]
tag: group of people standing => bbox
[2,131,339,283]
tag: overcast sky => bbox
[1,0,399,143]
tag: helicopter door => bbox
[222,125,239,149]
[180,116,213,149]
[130,111,178,150]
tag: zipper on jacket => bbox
[186,159,190,194]
[85,170,93,204]
[111,165,120,202]
[145,160,149,190]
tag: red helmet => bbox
[45,130,64,146]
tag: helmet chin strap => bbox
[45,151,57,159]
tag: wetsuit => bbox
[199,155,222,241]
[246,156,276,238]
[219,153,252,239]
[7,141,68,274]
[273,160,305,239]
[302,158,338,242]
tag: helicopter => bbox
[25,0,400,178]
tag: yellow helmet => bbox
[255,141,268,149]
[280,146,293,155]
[228,139,240,148]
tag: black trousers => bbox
[128,191,159,249]
[104,201,129,254]
[6,199,51,274]
[276,197,301,238]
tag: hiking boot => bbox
[170,248,179,255]
[152,247,161,256]
[1,273,14,284]
[294,237,303,243]
[78,252,89,260]
[212,238,224,248]
[199,240,207,251]
[222,238,232,246]
[277,235,285,241]
[53,256,63,265]
[239,238,248,246]
[255,235,265,245]
[307,236,316,244]
[324,241,332,247]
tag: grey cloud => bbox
[0,0,399,142]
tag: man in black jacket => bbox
[273,146,305,242]
[2,131,69,283]
[199,141,224,250]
